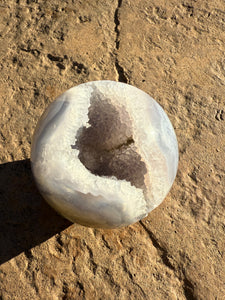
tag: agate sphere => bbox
[31,81,178,228]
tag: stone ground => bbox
[0,0,225,299]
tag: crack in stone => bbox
[115,59,128,83]
[114,0,122,50]
[183,277,197,300]
[113,0,128,83]
[140,221,197,300]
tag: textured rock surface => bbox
[0,0,224,299]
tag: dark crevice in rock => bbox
[24,249,34,260]
[114,0,128,83]
[72,87,147,190]
[76,281,85,298]
[183,277,197,300]
[102,235,111,250]
[114,0,123,50]
[56,233,63,247]
[20,47,40,57]
[47,53,63,62]
[56,62,65,70]
[215,109,224,121]
[62,282,69,300]
[115,59,128,83]
[72,61,88,75]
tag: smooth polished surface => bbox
[31,81,178,228]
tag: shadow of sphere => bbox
[0,159,71,264]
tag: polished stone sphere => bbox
[31,81,178,228]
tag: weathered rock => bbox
[0,0,224,299]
